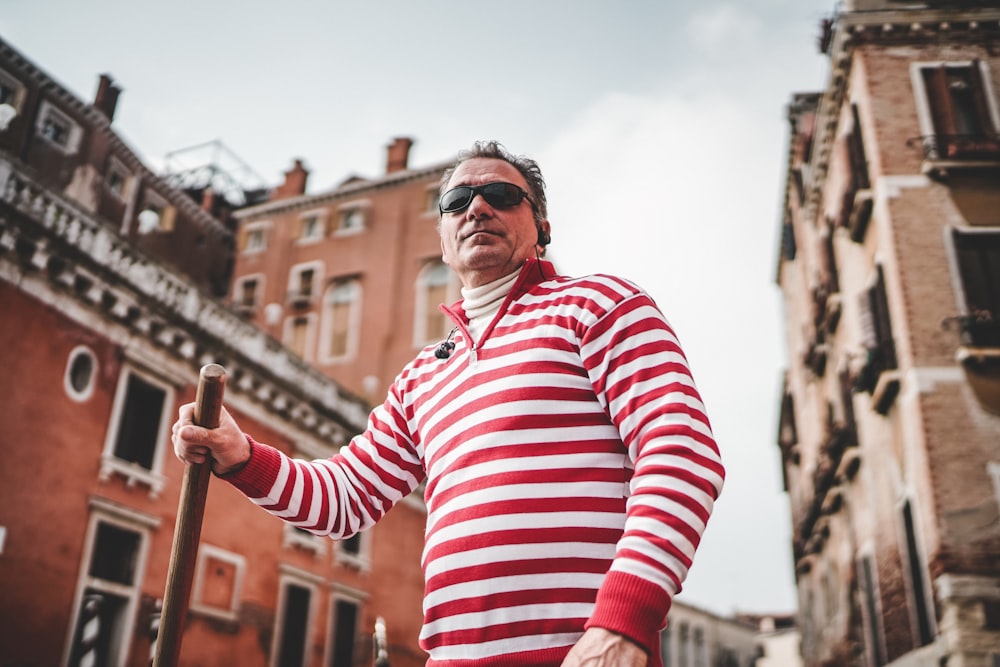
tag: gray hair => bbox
[439,140,548,225]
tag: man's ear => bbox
[536,220,551,248]
[440,233,452,267]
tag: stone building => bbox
[775,1,1000,666]
[0,35,428,667]
[660,601,762,667]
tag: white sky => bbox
[2,0,835,616]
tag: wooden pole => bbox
[153,363,227,667]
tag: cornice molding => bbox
[235,160,451,220]
[0,155,370,442]
[802,7,1000,231]
[0,36,233,243]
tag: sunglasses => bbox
[439,182,538,214]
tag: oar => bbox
[153,363,227,667]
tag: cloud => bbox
[539,90,798,614]
[685,5,765,56]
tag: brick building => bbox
[0,35,428,667]
[227,138,458,403]
[775,2,1000,666]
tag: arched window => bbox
[322,278,361,361]
[414,260,458,347]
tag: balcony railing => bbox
[908,134,1000,162]
[943,311,1000,348]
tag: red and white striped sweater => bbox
[226,259,724,666]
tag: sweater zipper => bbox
[440,260,545,369]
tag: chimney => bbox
[93,74,122,121]
[385,137,413,174]
[271,159,310,200]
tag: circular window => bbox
[65,346,97,402]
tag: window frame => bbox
[856,548,888,667]
[910,60,1000,160]
[190,544,246,623]
[61,497,158,667]
[413,259,460,348]
[99,364,174,497]
[283,524,328,557]
[241,220,272,254]
[270,566,321,667]
[323,585,368,667]
[297,209,327,244]
[64,345,98,403]
[35,100,82,154]
[0,67,27,114]
[233,273,265,314]
[335,200,370,236]
[334,530,371,572]
[288,260,324,307]
[283,313,317,361]
[319,276,362,364]
[105,156,132,201]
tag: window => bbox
[241,222,270,254]
[914,61,1000,160]
[858,555,887,667]
[415,260,459,347]
[284,524,327,556]
[855,264,900,413]
[63,500,156,667]
[842,104,873,242]
[781,211,797,261]
[298,211,325,243]
[678,622,689,667]
[692,627,706,667]
[990,462,1000,515]
[0,67,26,115]
[335,530,370,571]
[336,202,369,235]
[99,366,173,495]
[35,100,81,154]
[105,158,130,200]
[951,229,1000,346]
[328,596,360,667]
[424,185,441,215]
[136,192,175,234]
[901,500,935,648]
[321,278,361,362]
[0,75,17,106]
[234,275,263,314]
[661,623,672,667]
[287,316,311,358]
[288,262,322,307]
[191,545,245,622]
[272,577,315,667]
[65,345,97,402]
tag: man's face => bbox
[439,158,544,288]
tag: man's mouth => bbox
[462,229,501,242]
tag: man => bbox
[173,141,724,667]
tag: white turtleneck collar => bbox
[461,269,520,343]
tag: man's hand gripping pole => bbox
[153,363,227,667]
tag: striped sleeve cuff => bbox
[585,570,671,656]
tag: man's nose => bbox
[465,191,492,218]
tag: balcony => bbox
[944,312,1000,415]
[803,339,829,377]
[286,289,314,309]
[852,345,900,415]
[908,134,1000,178]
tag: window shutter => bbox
[922,65,955,136]
[872,265,898,370]
[858,286,878,349]
[159,205,176,232]
[967,60,995,134]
